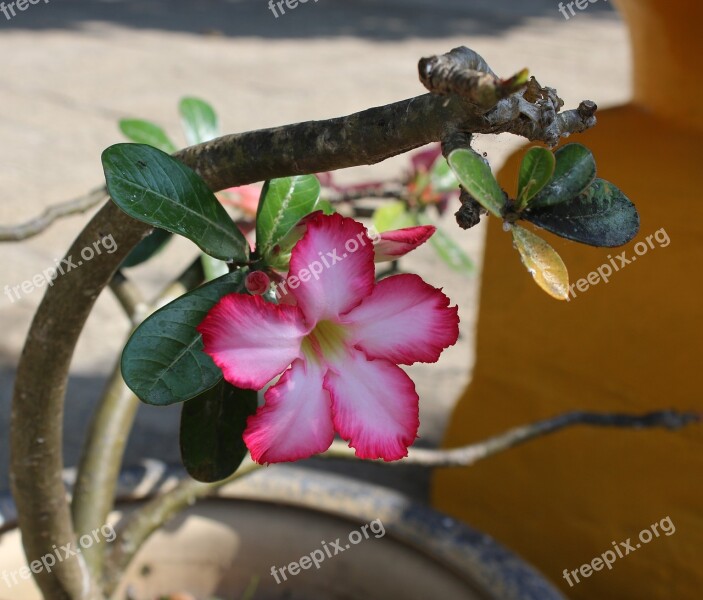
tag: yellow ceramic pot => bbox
[432,1,702,598]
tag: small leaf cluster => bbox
[448,144,639,299]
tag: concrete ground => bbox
[0,0,628,499]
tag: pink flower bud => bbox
[245,271,271,295]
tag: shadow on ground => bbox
[0,0,616,39]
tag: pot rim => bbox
[0,461,565,600]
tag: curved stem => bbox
[103,460,261,597]
[10,47,596,600]
[71,260,205,581]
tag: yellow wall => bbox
[432,2,703,598]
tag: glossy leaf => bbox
[180,379,257,482]
[511,225,569,300]
[448,148,505,218]
[430,156,459,193]
[524,179,640,247]
[121,228,173,268]
[103,143,248,261]
[417,213,473,274]
[529,143,596,209]
[517,147,555,204]
[179,97,219,146]
[372,201,414,233]
[118,119,178,154]
[256,175,321,257]
[122,271,246,406]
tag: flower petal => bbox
[288,213,375,323]
[325,350,419,460]
[244,358,334,464]
[197,294,308,390]
[373,225,436,262]
[342,273,459,365]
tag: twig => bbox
[103,460,261,597]
[322,409,702,467]
[101,409,699,588]
[0,186,106,241]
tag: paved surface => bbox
[0,0,627,499]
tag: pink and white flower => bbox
[197,213,459,464]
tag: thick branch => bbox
[0,187,106,241]
[10,47,597,600]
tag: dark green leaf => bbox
[517,147,555,204]
[118,119,178,154]
[256,175,321,257]
[180,379,257,482]
[122,270,246,406]
[448,148,505,218]
[529,143,596,209]
[524,178,640,247]
[103,143,248,261]
[417,214,473,274]
[121,228,173,268]
[179,97,219,146]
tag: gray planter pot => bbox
[0,464,565,600]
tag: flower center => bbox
[301,320,348,364]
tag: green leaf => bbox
[122,270,246,406]
[256,175,321,257]
[201,253,230,282]
[448,148,505,218]
[511,225,569,300]
[524,178,640,247]
[430,156,460,193]
[179,97,219,146]
[180,379,257,482]
[529,143,596,209]
[121,228,173,268]
[417,214,473,274]
[102,143,248,261]
[315,198,337,215]
[118,119,178,154]
[372,201,414,233]
[517,147,555,205]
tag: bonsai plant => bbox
[3,46,698,600]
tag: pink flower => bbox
[197,213,459,464]
[217,184,261,216]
